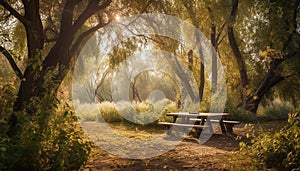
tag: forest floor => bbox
[80,121,285,171]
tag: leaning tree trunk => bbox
[240,0,299,113]
[168,54,198,102]
[243,59,285,113]
[228,0,248,88]
[227,0,249,107]
[210,23,218,94]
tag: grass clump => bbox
[158,100,178,123]
[98,101,122,123]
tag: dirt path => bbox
[80,122,284,171]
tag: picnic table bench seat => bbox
[222,120,240,133]
[189,118,241,133]
[158,122,208,136]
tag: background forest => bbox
[0,0,299,170]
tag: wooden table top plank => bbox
[166,112,229,117]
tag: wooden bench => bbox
[189,119,240,133]
[222,120,240,133]
[158,122,208,136]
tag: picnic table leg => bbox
[167,116,178,135]
[206,119,214,134]
[195,118,205,138]
[220,119,227,134]
[200,117,205,125]
[166,123,171,135]
[172,116,178,123]
[194,117,201,125]
[182,116,189,133]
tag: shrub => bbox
[0,77,17,132]
[131,100,157,124]
[118,99,170,125]
[139,98,170,124]
[240,112,300,170]
[0,72,91,170]
[159,100,178,122]
[258,101,292,120]
[0,134,9,170]
[98,99,178,125]
[6,98,91,170]
[133,100,151,113]
[0,77,18,170]
[226,103,256,122]
[98,101,122,123]
[73,101,99,121]
[39,106,92,171]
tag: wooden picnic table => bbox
[167,112,229,133]
[159,112,239,137]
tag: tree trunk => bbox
[198,43,205,102]
[228,27,248,88]
[131,79,142,102]
[194,29,205,102]
[188,50,193,71]
[9,28,74,136]
[8,0,46,137]
[211,23,218,94]
[243,59,285,113]
[168,54,198,102]
[228,0,248,88]
[207,6,218,94]
[228,0,299,113]
[12,0,44,111]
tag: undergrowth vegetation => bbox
[257,101,293,121]
[75,99,179,125]
[237,112,300,170]
[0,92,91,170]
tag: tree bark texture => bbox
[227,0,248,88]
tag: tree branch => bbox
[70,20,110,57]
[254,58,284,95]
[71,0,154,59]
[60,0,78,34]
[216,22,226,44]
[217,34,226,46]
[117,21,164,45]
[0,0,28,25]
[94,68,110,101]
[72,0,112,34]
[0,46,24,79]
